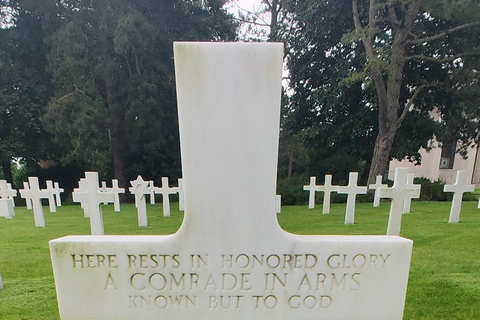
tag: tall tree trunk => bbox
[352,0,421,185]
[368,129,397,184]
[105,78,127,198]
[1,158,13,186]
[287,151,293,179]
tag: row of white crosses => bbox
[17,177,64,227]
[72,172,118,235]
[0,180,17,218]
[379,168,421,235]
[303,169,422,234]
[303,172,367,223]
[304,168,477,234]
[379,169,475,226]
[369,173,419,214]
[72,172,184,235]
[303,175,339,213]
[129,176,184,227]
[0,178,64,224]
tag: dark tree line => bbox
[2,0,480,196]
[0,0,236,191]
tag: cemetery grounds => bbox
[0,201,479,319]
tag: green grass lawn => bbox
[0,200,479,319]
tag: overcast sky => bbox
[225,0,271,41]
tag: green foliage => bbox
[414,177,450,201]
[282,0,480,182]
[414,177,477,202]
[277,175,309,205]
[42,0,237,183]
[0,5,53,178]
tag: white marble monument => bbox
[129,176,150,227]
[379,168,420,236]
[317,174,338,214]
[368,175,387,208]
[444,170,475,223]
[19,177,50,227]
[337,172,367,224]
[303,176,318,209]
[50,42,412,320]
[72,172,115,235]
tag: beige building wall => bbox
[388,141,480,185]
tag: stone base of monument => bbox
[0,199,15,219]
[50,234,411,320]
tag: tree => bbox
[347,0,480,183]
[283,0,480,184]
[0,1,52,186]
[44,0,236,188]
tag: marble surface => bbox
[50,42,412,320]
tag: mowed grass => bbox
[0,200,479,319]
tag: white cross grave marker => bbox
[369,175,387,207]
[275,194,281,213]
[45,180,57,213]
[379,168,421,235]
[337,172,368,224]
[148,180,156,205]
[152,177,178,217]
[52,182,64,207]
[444,170,475,223]
[303,176,318,209]
[100,181,109,205]
[177,178,185,211]
[50,42,413,320]
[99,180,124,212]
[129,176,150,226]
[73,178,90,218]
[0,271,3,290]
[317,174,339,214]
[0,180,16,208]
[22,182,32,210]
[19,177,50,227]
[7,183,15,207]
[110,179,124,212]
[72,172,115,235]
[402,174,420,214]
[0,198,14,218]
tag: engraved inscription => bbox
[69,252,392,310]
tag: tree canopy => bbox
[1,0,480,196]
[0,0,236,190]
[281,0,480,183]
